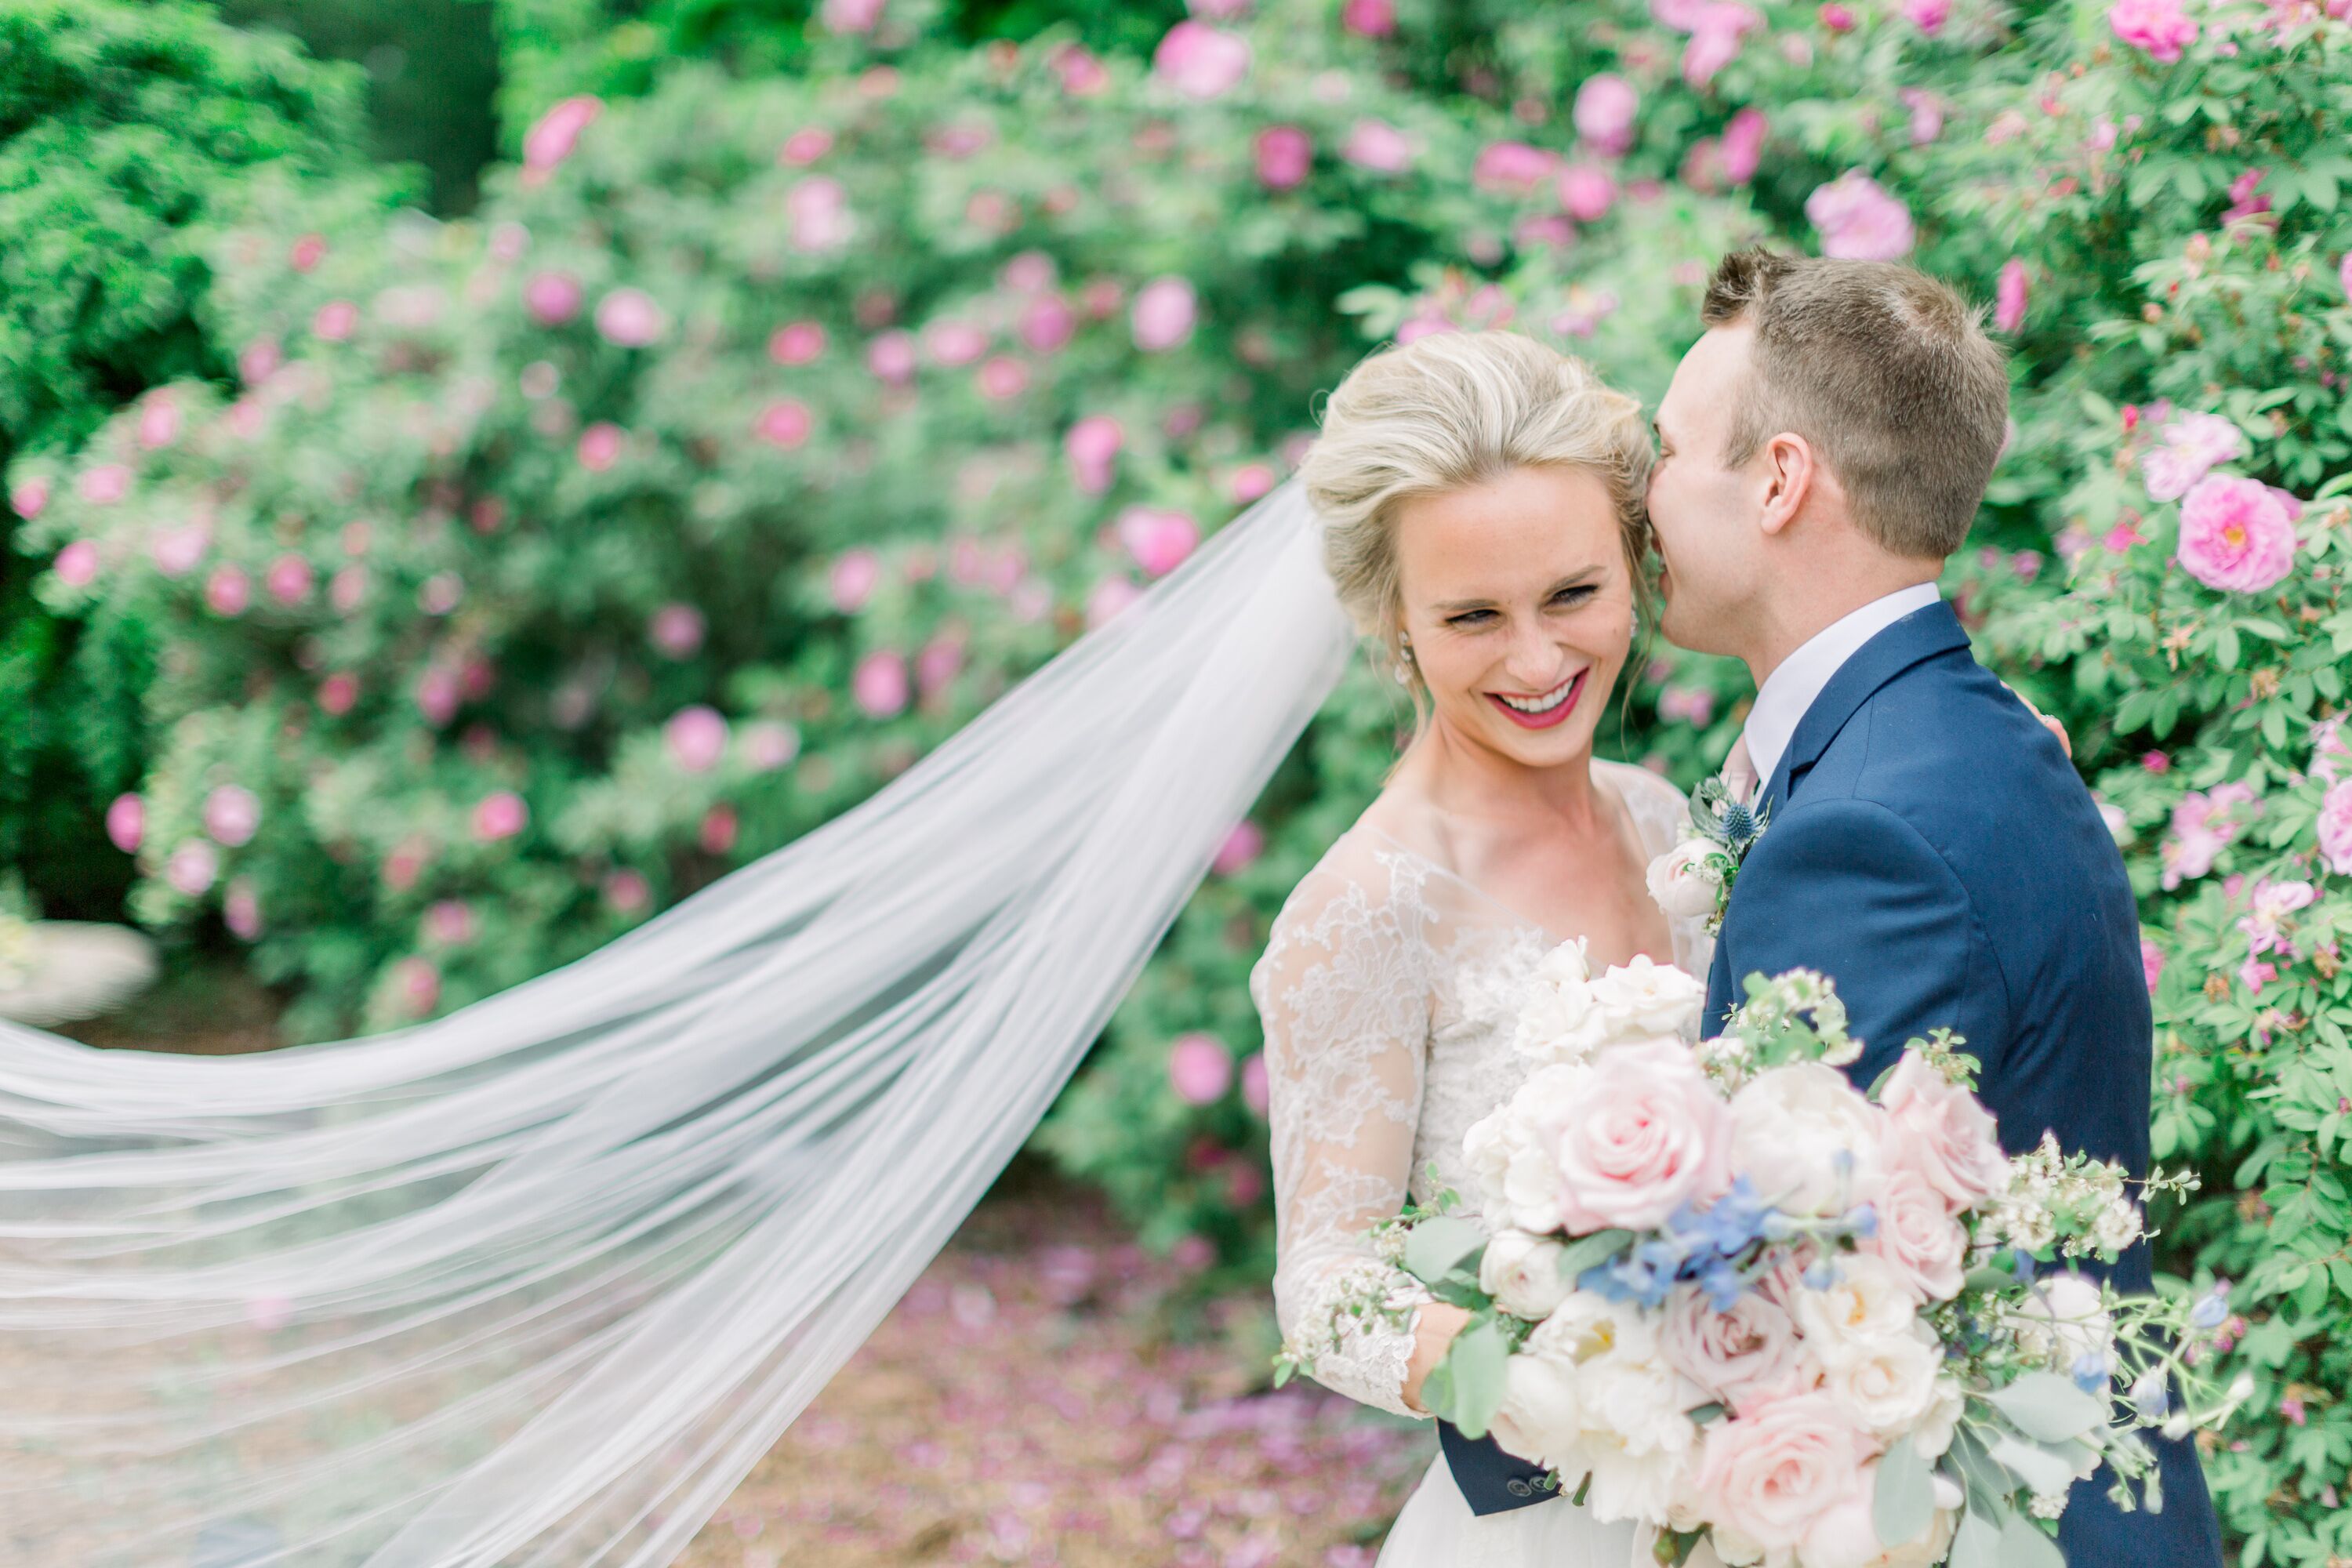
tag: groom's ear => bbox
[1755,430,1827,539]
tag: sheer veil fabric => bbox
[0,478,1352,1566]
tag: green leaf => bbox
[1988,1434,2084,1496]
[2216,626,2241,669]
[1436,1316,1512,1439]
[1999,1511,2068,1568]
[1874,1434,1936,1549]
[1985,1373,2111,1443]
[1403,1217,1487,1286]
[1949,1503,2005,1568]
[1555,1228,1636,1279]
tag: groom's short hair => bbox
[1700,248,2008,560]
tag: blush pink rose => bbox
[1473,140,1559,194]
[53,539,97,587]
[473,790,528,842]
[1131,277,1198,352]
[523,96,602,180]
[1213,822,1265,876]
[665,706,730,772]
[1240,1051,1271,1116]
[594,288,667,347]
[1863,1167,1969,1301]
[769,321,827,363]
[1116,506,1200,578]
[1660,1284,1817,1410]
[1994,259,2029,333]
[1342,119,1414,173]
[1065,415,1125,493]
[1256,125,1313,189]
[2141,935,2166,994]
[106,793,144,853]
[1341,0,1395,34]
[1722,109,1767,185]
[853,650,910,718]
[831,550,882,612]
[1878,1053,2006,1212]
[1549,1038,1731,1232]
[2109,0,2197,60]
[755,399,814,448]
[577,422,626,472]
[2317,779,2352,876]
[2176,474,2296,593]
[1152,21,1250,99]
[1167,1033,1234,1103]
[1556,164,1617,222]
[1806,172,1915,260]
[1693,1391,1871,1552]
[205,564,251,616]
[10,476,49,519]
[203,785,261,848]
[1573,74,1639,156]
[524,270,583,325]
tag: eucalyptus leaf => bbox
[1554,1228,1635,1279]
[1402,1216,1488,1287]
[1442,1317,1512,1440]
[1999,1510,2068,1568]
[1989,1434,2085,1497]
[1948,1504,2005,1568]
[1873,1432,1936,1549]
[1986,1374,2111,1443]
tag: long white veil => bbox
[0,476,1352,1566]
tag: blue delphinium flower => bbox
[2072,1352,2112,1394]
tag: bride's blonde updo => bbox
[1298,330,1656,679]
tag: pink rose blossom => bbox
[1230,463,1276,503]
[831,550,882,612]
[2223,169,2271,223]
[2109,0,2198,61]
[223,877,262,941]
[604,868,652,913]
[420,572,464,616]
[1573,74,1639,156]
[1131,277,1199,352]
[1051,43,1109,94]
[1240,1052,1271,1116]
[1994,259,2029,333]
[425,899,475,946]
[925,320,988,367]
[106,793,143,853]
[1213,822,1265,875]
[867,330,918,385]
[744,721,800,771]
[1900,88,1945,146]
[523,96,603,181]
[138,392,181,449]
[312,300,359,342]
[755,399,814,448]
[237,339,281,388]
[1556,164,1617,222]
[1152,22,1250,99]
[1341,0,1396,34]
[1086,576,1144,629]
[473,790,528,842]
[1065,415,1125,493]
[203,785,261,848]
[975,355,1029,401]
[1341,119,1414,174]
[577,422,626,472]
[769,321,827,364]
[53,539,97,587]
[666,706,730,772]
[1473,141,1559,194]
[10,477,49,519]
[1682,5,1758,87]
[778,127,833,166]
[1722,109,1768,184]
[205,564,251,616]
[1661,1285,1816,1409]
[1805,172,1915,260]
[2141,412,2245,499]
[1693,1391,1870,1552]
[1819,2,1857,28]
[1256,125,1314,189]
[524,270,583,326]
[649,603,706,658]
[916,636,965,696]
[1864,1167,1970,1300]
[264,553,313,605]
[1117,506,1201,578]
[699,802,739,855]
[821,0,885,31]
[414,666,460,728]
[289,232,327,272]
[594,288,666,347]
[2142,935,2166,993]
[319,672,358,714]
[1167,1033,1233,1103]
[1549,1039,1732,1232]
[1018,296,1077,354]
[165,841,218,897]
[78,463,129,505]
[853,650,910,718]
[786,176,855,252]
[394,957,441,1017]
[1879,1052,2007,1210]
[2318,779,2352,876]
[1902,0,1951,31]
[2176,474,2296,593]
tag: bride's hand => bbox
[2002,681,2072,758]
[1402,1301,1472,1415]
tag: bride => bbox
[1260,331,1702,1568]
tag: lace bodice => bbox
[1250,759,1713,1418]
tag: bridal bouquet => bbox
[1276,945,2248,1568]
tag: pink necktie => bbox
[1722,734,1759,808]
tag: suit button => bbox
[1505,1479,1532,1497]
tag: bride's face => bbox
[1391,464,1634,769]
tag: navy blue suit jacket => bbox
[1439,603,2221,1566]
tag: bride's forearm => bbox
[1400,1301,1471,1415]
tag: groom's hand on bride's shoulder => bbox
[2001,680,2072,758]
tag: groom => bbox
[1436,249,2223,1564]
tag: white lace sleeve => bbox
[1250,846,1436,1421]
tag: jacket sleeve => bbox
[1715,795,2010,1091]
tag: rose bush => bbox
[9,0,2352,1553]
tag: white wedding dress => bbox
[1250,757,1715,1568]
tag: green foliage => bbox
[0,0,406,911]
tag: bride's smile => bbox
[1486,668,1587,728]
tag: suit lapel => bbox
[1763,600,1971,812]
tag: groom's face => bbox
[1647,325,1768,657]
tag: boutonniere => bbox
[1643,774,1769,935]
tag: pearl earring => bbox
[1393,634,1415,687]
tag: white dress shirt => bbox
[1738,583,1943,792]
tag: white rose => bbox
[1572,1337,1704,1525]
[1488,1339,1588,1474]
[1512,938,1604,1066]
[1587,953,1710,1044]
[1820,1323,1943,1439]
[1730,1063,1888,1218]
[1464,1065,1585,1233]
[1791,1254,1918,1352]
[1910,1375,1965,1461]
[2011,1272,2115,1374]
[1647,837,1726,920]
[1480,1228,1574,1320]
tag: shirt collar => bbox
[1740,583,1942,789]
